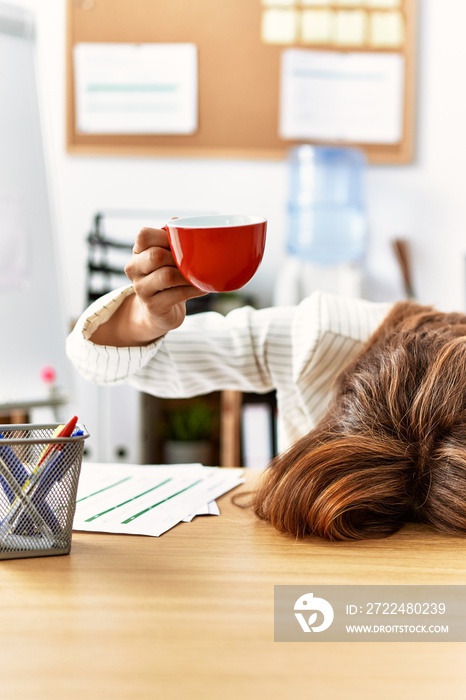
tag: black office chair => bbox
[85,212,134,305]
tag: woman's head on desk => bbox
[253,300,466,541]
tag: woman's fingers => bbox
[138,283,205,318]
[126,226,181,287]
[123,225,208,334]
[125,245,176,281]
[131,264,189,301]
[132,227,170,254]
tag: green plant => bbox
[164,401,216,442]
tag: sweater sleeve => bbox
[289,290,393,428]
[66,285,298,398]
[66,287,392,449]
[66,286,162,386]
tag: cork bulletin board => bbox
[66,0,417,163]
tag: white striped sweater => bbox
[66,286,392,451]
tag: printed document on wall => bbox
[279,49,404,144]
[74,43,198,134]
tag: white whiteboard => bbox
[0,3,69,408]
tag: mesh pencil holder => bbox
[0,423,89,560]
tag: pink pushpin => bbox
[40,366,56,385]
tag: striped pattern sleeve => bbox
[290,291,393,429]
[66,286,162,385]
[118,303,298,398]
[66,285,298,396]
[66,287,392,447]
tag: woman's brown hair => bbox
[253,300,466,541]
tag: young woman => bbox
[67,227,466,541]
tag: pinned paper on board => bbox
[73,42,198,135]
[260,1,405,48]
[279,49,404,143]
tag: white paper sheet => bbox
[182,500,220,523]
[74,43,198,134]
[279,49,404,143]
[73,463,243,537]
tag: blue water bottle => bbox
[287,145,367,265]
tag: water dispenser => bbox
[274,145,368,304]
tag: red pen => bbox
[37,415,78,467]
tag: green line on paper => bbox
[76,477,131,503]
[85,478,172,522]
[122,479,203,524]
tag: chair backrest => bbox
[86,212,134,305]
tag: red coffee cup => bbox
[165,214,267,293]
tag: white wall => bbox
[10,0,466,320]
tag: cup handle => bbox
[162,216,178,231]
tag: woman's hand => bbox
[90,227,207,346]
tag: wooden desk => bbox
[1,470,466,699]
